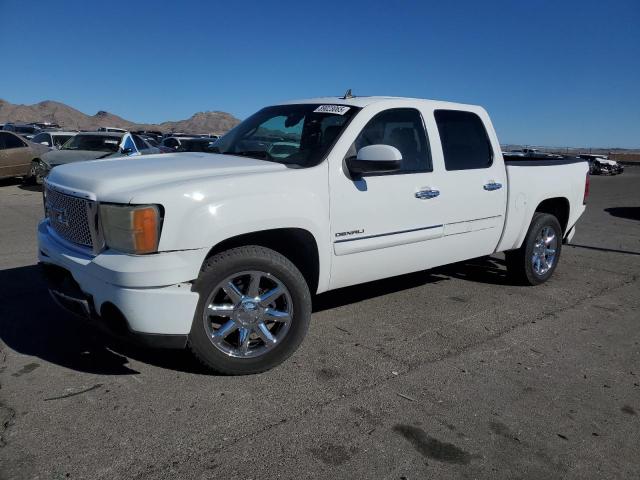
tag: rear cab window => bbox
[434,110,493,170]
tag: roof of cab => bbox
[279,96,482,110]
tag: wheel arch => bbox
[203,228,321,295]
[534,197,570,234]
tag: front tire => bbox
[23,160,43,185]
[506,213,562,286]
[188,246,311,375]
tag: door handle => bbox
[415,189,440,199]
[483,182,502,191]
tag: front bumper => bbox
[38,219,204,338]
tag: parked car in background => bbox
[132,130,163,143]
[97,127,127,133]
[31,131,78,150]
[34,132,160,182]
[0,131,49,181]
[2,123,41,140]
[162,136,199,150]
[175,137,219,153]
[503,148,563,160]
[30,122,61,130]
[38,96,589,374]
[579,154,623,175]
[139,136,173,153]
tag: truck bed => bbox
[496,157,589,253]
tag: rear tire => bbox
[506,213,562,286]
[188,246,311,375]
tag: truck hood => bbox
[43,149,116,166]
[45,152,287,200]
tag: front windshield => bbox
[213,104,360,166]
[61,134,122,152]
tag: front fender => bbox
[130,165,332,291]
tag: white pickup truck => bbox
[38,96,589,374]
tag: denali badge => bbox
[335,229,364,238]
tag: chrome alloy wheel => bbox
[203,270,293,358]
[531,226,558,276]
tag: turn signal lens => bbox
[132,207,159,253]
[100,204,162,254]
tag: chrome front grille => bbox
[44,185,94,248]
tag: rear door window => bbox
[3,133,26,149]
[132,135,148,151]
[434,110,493,170]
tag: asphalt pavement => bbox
[0,169,638,479]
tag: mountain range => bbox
[0,99,240,134]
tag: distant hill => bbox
[0,99,240,134]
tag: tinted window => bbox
[163,138,179,149]
[15,125,37,134]
[53,135,72,148]
[132,135,148,150]
[3,132,26,149]
[353,108,431,173]
[177,139,218,153]
[32,133,52,146]
[435,110,493,170]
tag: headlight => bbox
[99,204,162,254]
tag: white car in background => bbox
[97,127,127,133]
[579,154,624,175]
[31,131,78,150]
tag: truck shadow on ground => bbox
[605,207,640,221]
[0,257,510,376]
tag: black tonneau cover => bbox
[503,155,587,166]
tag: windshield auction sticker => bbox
[314,105,351,115]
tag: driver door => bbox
[328,106,446,290]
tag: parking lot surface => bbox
[1,170,639,479]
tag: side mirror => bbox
[121,147,134,155]
[346,144,402,177]
[40,141,49,146]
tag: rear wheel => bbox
[188,246,311,375]
[506,213,562,286]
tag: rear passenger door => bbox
[432,109,507,260]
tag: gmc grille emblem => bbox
[47,203,69,227]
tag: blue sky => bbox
[0,0,638,147]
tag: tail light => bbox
[583,173,590,205]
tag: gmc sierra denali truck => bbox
[38,96,589,374]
